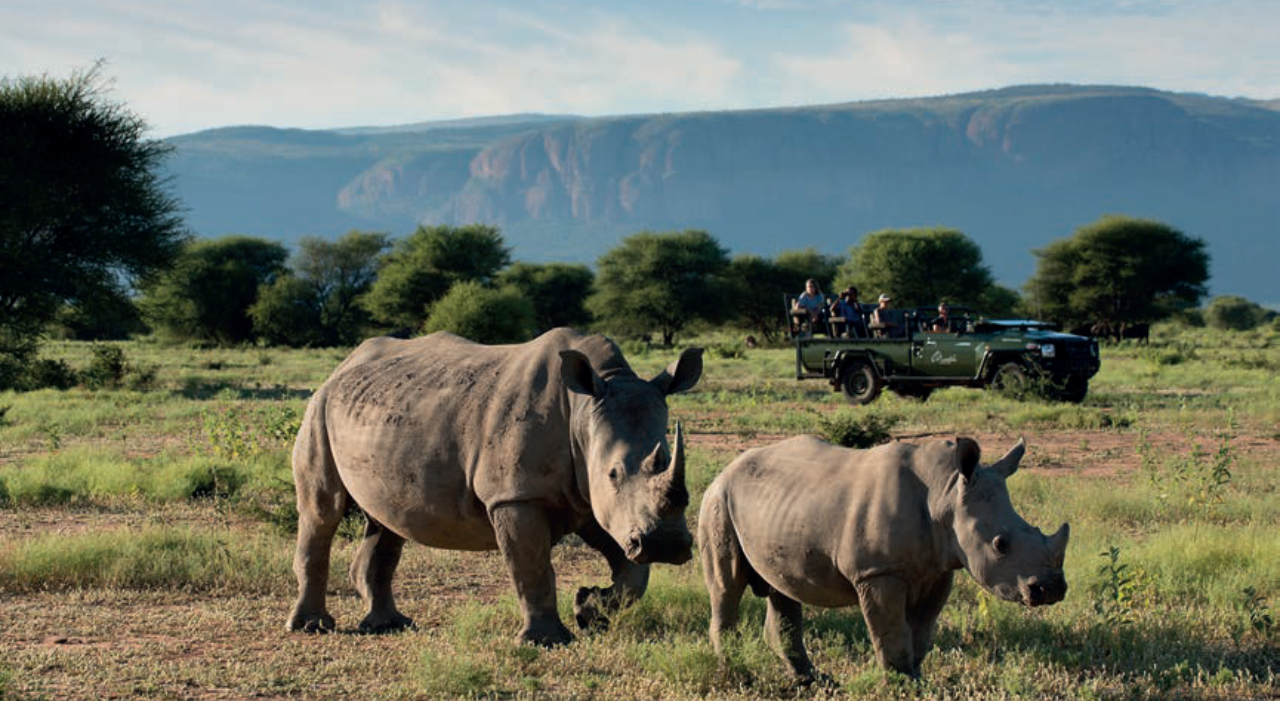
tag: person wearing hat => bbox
[871,293,896,338]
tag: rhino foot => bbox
[573,586,611,632]
[518,620,574,648]
[795,670,837,689]
[357,611,416,634]
[288,611,336,634]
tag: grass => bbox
[0,325,1278,699]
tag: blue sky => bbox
[4,0,1278,137]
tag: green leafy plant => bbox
[1093,545,1150,627]
[1241,586,1275,641]
[817,410,900,449]
[81,343,128,389]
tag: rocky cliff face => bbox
[168,85,1280,301]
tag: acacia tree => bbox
[725,254,796,342]
[1023,215,1209,331]
[835,228,996,310]
[495,262,594,333]
[139,236,288,345]
[775,247,842,297]
[588,230,730,347]
[362,224,511,331]
[250,230,389,346]
[0,64,186,385]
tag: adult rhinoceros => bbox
[287,328,702,645]
[699,436,1068,679]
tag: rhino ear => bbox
[991,436,1027,479]
[651,348,704,396]
[560,350,605,398]
[1049,523,1070,567]
[955,436,981,482]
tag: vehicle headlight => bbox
[1040,343,1056,358]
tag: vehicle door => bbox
[915,322,980,377]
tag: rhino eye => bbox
[993,535,1010,555]
[608,466,622,485]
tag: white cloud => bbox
[2,0,1276,136]
[771,0,1280,104]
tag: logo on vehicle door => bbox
[930,351,958,365]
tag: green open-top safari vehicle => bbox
[788,302,1100,405]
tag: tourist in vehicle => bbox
[870,293,897,337]
[829,287,867,338]
[791,279,826,336]
[929,302,951,333]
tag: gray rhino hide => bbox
[288,328,700,645]
[699,435,1068,679]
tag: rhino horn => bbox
[991,436,1027,479]
[670,420,685,483]
[1049,523,1070,566]
[657,421,688,509]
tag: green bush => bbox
[28,357,79,389]
[1204,296,1267,331]
[817,410,900,448]
[81,343,128,389]
[421,281,535,344]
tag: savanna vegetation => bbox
[4,63,1278,700]
[1,324,1278,700]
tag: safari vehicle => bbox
[791,305,1101,405]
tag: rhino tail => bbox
[292,389,352,525]
[698,482,770,600]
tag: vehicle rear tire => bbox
[841,360,883,406]
[990,362,1030,399]
[890,385,933,402]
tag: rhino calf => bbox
[699,436,1068,679]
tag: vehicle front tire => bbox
[1053,377,1089,403]
[841,360,883,406]
[990,362,1030,399]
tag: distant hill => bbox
[164,85,1280,303]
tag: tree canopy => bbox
[250,230,389,347]
[362,224,511,331]
[139,236,288,345]
[588,230,730,347]
[0,64,186,384]
[495,262,594,333]
[835,228,996,310]
[775,247,842,298]
[725,254,797,341]
[1023,215,1209,329]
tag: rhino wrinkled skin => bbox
[287,328,702,645]
[699,436,1069,679]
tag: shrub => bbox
[817,410,900,448]
[28,358,79,390]
[1204,296,1267,331]
[421,281,535,344]
[81,343,128,389]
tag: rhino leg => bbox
[856,576,917,678]
[907,573,953,674]
[572,518,650,632]
[491,503,574,647]
[287,400,346,634]
[350,514,414,633]
[697,485,750,656]
[765,591,816,681]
